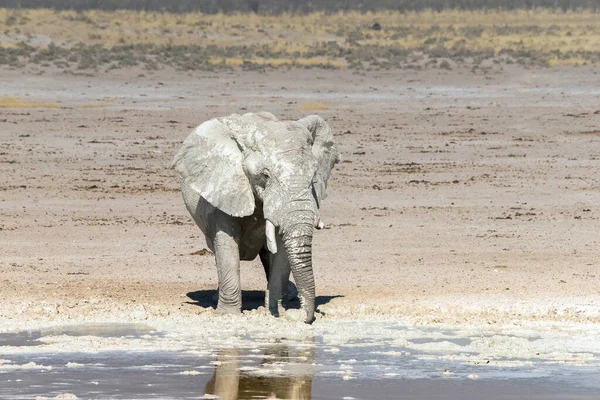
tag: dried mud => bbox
[1,65,599,330]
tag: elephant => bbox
[172,111,339,324]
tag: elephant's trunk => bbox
[281,213,315,324]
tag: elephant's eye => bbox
[254,168,269,189]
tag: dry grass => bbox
[490,265,510,269]
[1,8,599,70]
[81,104,108,108]
[0,96,60,108]
[298,101,330,111]
[208,57,346,68]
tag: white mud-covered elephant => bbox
[172,112,339,324]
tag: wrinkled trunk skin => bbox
[281,219,315,324]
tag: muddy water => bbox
[1,322,599,399]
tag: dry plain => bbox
[1,9,600,398]
[1,63,599,328]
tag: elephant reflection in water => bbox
[204,340,314,400]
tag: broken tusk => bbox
[316,219,325,230]
[265,220,278,253]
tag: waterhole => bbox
[1,322,599,399]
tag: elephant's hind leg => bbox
[213,228,242,314]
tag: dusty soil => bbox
[1,65,599,326]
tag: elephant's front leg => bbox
[213,228,242,314]
[266,234,290,317]
[260,246,298,311]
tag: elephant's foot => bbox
[283,308,309,323]
[215,304,242,315]
[214,285,242,314]
[265,282,297,318]
[265,289,285,318]
[216,290,242,315]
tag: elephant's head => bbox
[173,112,339,323]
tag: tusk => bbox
[265,220,278,254]
[316,219,325,230]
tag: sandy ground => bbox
[1,65,599,328]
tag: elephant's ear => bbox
[172,118,255,217]
[297,115,340,204]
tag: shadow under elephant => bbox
[185,290,343,313]
[204,338,315,400]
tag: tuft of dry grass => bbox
[490,265,510,269]
[0,97,60,108]
[298,101,330,111]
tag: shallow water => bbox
[1,322,599,399]
[0,323,154,347]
